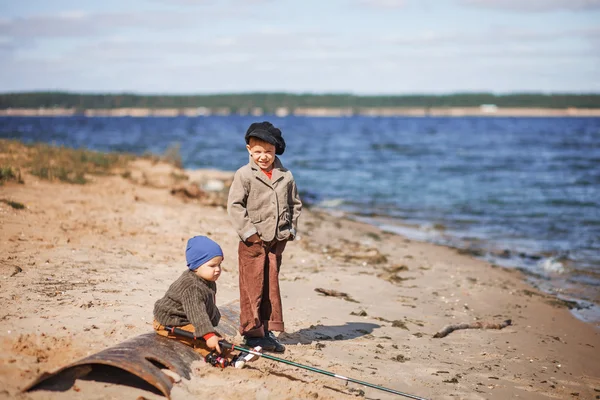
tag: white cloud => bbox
[0,28,349,72]
[0,10,206,39]
[357,0,407,9]
[150,0,273,7]
[0,2,598,93]
[2,48,598,93]
[461,0,600,12]
[150,0,215,5]
[381,26,600,49]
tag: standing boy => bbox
[153,235,227,356]
[227,121,302,353]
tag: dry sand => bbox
[1,159,599,400]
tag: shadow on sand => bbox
[28,365,163,397]
[281,322,380,345]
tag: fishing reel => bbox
[204,351,229,369]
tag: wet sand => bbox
[1,158,599,400]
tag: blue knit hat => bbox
[186,236,223,271]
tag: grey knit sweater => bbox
[153,270,221,337]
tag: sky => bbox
[0,0,599,95]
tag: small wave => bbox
[538,257,566,274]
[547,199,598,208]
[317,198,345,208]
[370,143,411,153]
[571,302,600,327]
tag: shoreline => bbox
[2,106,600,117]
[1,154,599,399]
[313,208,600,329]
[349,213,600,329]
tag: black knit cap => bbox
[245,121,286,155]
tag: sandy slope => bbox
[1,160,599,400]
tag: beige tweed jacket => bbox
[227,156,302,242]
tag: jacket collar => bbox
[249,156,285,186]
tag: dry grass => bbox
[0,166,24,185]
[162,142,183,169]
[0,139,135,184]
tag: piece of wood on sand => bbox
[23,300,242,399]
[433,319,512,338]
[314,287,359,303]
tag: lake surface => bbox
[2,115,599,324]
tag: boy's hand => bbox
[246,233,262,245]
[206,335,222,353]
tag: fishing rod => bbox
[165,326,429,400]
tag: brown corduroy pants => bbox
[153,320,213,357]
[238,240,287,337]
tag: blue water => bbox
[2,115,600,322]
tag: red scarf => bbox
[262,169,273,179]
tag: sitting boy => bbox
[153,235,227,356]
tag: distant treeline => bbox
[1,92,600,111]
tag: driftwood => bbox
[433,319,512,338]
[23,300,242,399]
[314,288,359,303]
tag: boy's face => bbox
[247,138,276,171]
[194,256,223,282]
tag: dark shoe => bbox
[243,336,278,352]
[266,331,285,353]
[244,334,285,353]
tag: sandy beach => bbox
[1,148,599,400]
